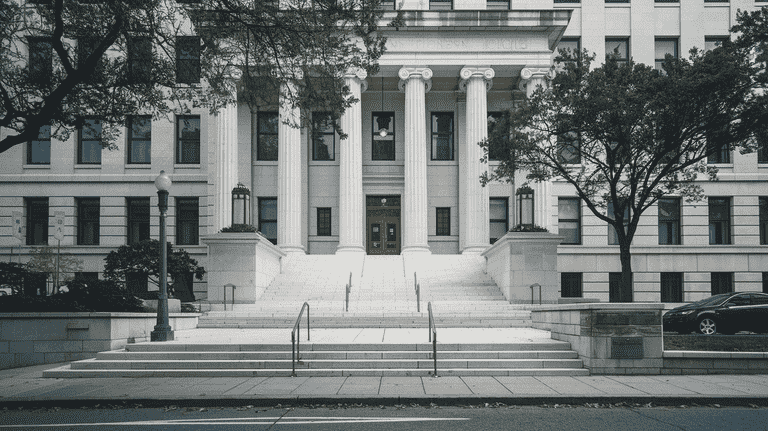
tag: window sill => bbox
[74,164,101,170]
[309,160,339,166]
[254,160,278,166]
[23,164,51,169]
[174,164,202,169]
[428,160,458,166]
[125,164,152,170]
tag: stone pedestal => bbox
[482,231,563,303]
[201,232,285,309]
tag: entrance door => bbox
[366,195,400,255]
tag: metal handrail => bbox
[345,271,351,312]
[414,272,420,313]
[291,302,310,377]
[428,302,437,377]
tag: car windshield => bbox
[693,294,733,307]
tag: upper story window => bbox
[77,37,102,80]
[430,0,452,9]
[707,137,730,164]
[605,0,629,3]
[176,36,200,84]
[658,197,681,245]
[487,112,504,161]
[605,38,629,64]
[486,0,509,9]
[372,112,395,161]
[27,124,50,165]
[128,37,151,83]
[431,112,454,161]
[77,198,100,245]
[256,111,278,161]
[554,0,580,3]
[26,198,49,246]
[556,38,580,58]
[378,0,396,9]
[557,131,581,164]
[708,197,731,245]
[176,115,200,164]
[78,118,101,165]
[27,37,52,84]
[757,132,767,164]
[127,197,150,245]
[655,38,678,71]
[607,201,630,245]
[704,36,729,52]
[312,112,335,161]
[127,116,151,164]
[759,197,767,245]
[176,197,199,245]
[558,197,581,244]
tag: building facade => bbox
[1,0,767,302]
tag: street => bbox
[2,403,768,430]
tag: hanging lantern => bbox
[516,185,534,228]
[231,183,251,226]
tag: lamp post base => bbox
[150,325,175,342]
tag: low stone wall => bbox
[662,351,768,374]
[531,303,665,375]
[0,313,199,370]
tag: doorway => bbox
[366,195,401,255]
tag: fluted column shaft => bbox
[337,69,367,255]
[399,67,432,255]
[460,67,494,253]
[211,100,238,233]
[278,82,305,254]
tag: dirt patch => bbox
[664,334,768,352]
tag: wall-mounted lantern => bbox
[232,183,251,226]
[516,185,534,227]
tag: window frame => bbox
[660,272,684,303]
[431,112,455,161]
[605,38,630,64]
[317,207,331,237]
[175,36,201,84]
[489,197,508,244]
[607,201,630,245]
[77,118,102,165]
[256,111,278,161]
[658,197,681,245]
[429,0,452,9]
[176,115,201,164]
[486,0,509,9]
[436,207,451,236]
[27,124,51,165]
[654,38,678,71]
[708,197,731,245]
[759,197,768,245]
[711,272,734,295]
[558,197,581,245]
[77,198,100,245]
[371,111,396,161]
[27,37,52,84]
[127,115,151,164]
[707,138,731,164]
[126,197,150,245]
[128,36,151,83]
[312,112,335,161]
[176,197,199,246]
[26,197,49,246]
[487,112,504,161]
[557,131,581,164]
[561,273,583,298]
[258,197,278,245]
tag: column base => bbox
[335,245,366,255]
[279,245,306,255]
[400,246,431,256]
[461,245,489,255]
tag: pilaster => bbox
[211,101,238,233]
[278,81,306,254]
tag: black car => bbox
[663,292,768,335]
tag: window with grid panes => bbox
[489,198,508,244]
[608,272,631,303]
[711,272,733,295]
[556,38,580,59]
[28,37,52,84]
[760,197,768,245]
[372,112,395,161]
[557,131,581,164]
[429,0,451,9]
[77,198,100,245]
[607,201,630,245]
[561,273,582,298]
[661,272,683,302]
[486,0,509,9]
[255,112,278,161]
[127,198,150,245]
[259,198,277,245]
[128,37,151,83]
[605,38,629,64]
[26,198,48,246]
[655,38,678,71]
[757,132,768,164]
[705,37,728,52]
[487,112,503,161]
[658,197,681,245]
[176,116,200,164]
[558,198,581,244]
[78,118,101,164]
[709,197,731,245]
[317,208,331,236]
[436,207,450,236]
[27,125,50,165]
[176,37,200,84]
[77,37,102,80]
[431,113,454,161]
[764,272,768,294]
[312,112,335,161]
[176,198,199,245]
[128,116,151,164]
[707,137,730,164]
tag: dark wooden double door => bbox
[366,195,400,255]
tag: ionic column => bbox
[336,68,368,255]
[459,67,494,254]
[398,67,432,256]
[519,67,556,231]
[210,96,238,233]
[278,81,306,254]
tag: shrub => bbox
[220,224,258,233]
[509,224,549,233]
[0,279,149,312]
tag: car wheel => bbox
[698,317,718,335]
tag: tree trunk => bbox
[618,242,634,302]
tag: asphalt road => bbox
[1,403,768,430]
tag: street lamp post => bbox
[151,170,174,342]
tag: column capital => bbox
[459,66,495,92]
[518,67,555,92]
[398,67,432,93]
[344,68,368,92]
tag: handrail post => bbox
[414,272,420,313]
[428,302,437,377]
[291,302,310,377]
[291,331,296,377]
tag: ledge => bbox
[0,313,199,318]
[531,303,666,312]
[664,351,768,359]
[380,10,572,31]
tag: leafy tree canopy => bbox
[0,0,391,154]
[26,246,84,283]
[481,8,768,301]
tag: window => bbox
[256,111,278,161]
[486,0,509,9]
[312,112,335,161]
[757,132,767,164]
[605,38,629,64]
[26,198,48,246]
[78,118,102,164]
[487,112,504,161]
[176,36,200,84]
[661,272,683,302]
[317,208,331,236]
[708,197,731,245]
[431,112,454,161]
[436,207,450,236]
[77,37,102,79]
[176,115,200,164]
[77,198,100,245]
[658,197,681,245]
[429,0,452,9]
[27,124,50,165]
[561,273,583,298]
[554,0,580,2]
[711,272,733,295]
[608,272,630,303]
[655,38,678,71]
[372,112,395,161]
[558,197,581,244]
[127,198,150,245]
[176,198,199,245]
[127,116,151,164]
[707,138,730,164]
[556,37,580,58]
[28,37,52,83]
[259,198,277,245]
[763,272,768,294]
[760,197,768,245]
[128,37,151,83]
[605,0,629,3]
[607,201,629,245]
[489,198,508,244]
[378,0,395,9]
[557,131,581,164]
[704,37,728,52]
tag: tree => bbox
[0,0,390,154]
[26,246,84,293]
[102,239,205,298]
[481,9,768,302]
